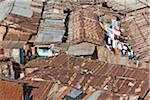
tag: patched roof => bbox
[25,54,149,97]
[0,0,42,42]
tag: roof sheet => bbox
[0,0,14,21]
[125,10,150,62]
[45,1,82,11]
[68,9,104,45]
[0,80,23,100]
[11,0,33,17]
[76,0,105,4]
[0,41,26,48]
[66,89,82,98]
[0,79,54,100]
[33,3,67,43]
[27,81,54,100]
[25,57,53,68]
[3,28,30,41]
[107,0,150,14]
[87,90,102,100]
[0,0,42,42]
[25,54,149,97]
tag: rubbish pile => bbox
[99,17,139,60]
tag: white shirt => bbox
[123,45,128,50]
[111,28,121,36]
[108,28,114,40]
[108,37,112,45]
[117,42,122,50]
[112,40,118,48]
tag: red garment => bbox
[123,36,128,42]
[114,34,118,40]
[123,36,126,41]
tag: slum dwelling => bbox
[0,0,43,63]
[24,54,150,99]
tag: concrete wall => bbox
[97,46,149,69]
[4,48,20,63]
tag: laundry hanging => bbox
[99,18,139,60]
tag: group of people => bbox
[23,47,39,64]
[99,17,139,60]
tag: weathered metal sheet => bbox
[67,42,95,55]
[0,0,13,21]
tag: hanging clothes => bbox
[122,44,128,51]
[114,48,119,55]
[100,22,105,30]
[112,40,118,48]
[128,50,134,60]
[119,36,124,42]
[108,29,114,40]
[117,42,123,50]
[114,34,119,40]
[111,20,119,29]
[105,45,112,51]
[108,37,112,45]
[100,18,139,60]
[121,49,126,56]
[114,27,121,36]
[105,34,109,45]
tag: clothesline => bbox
[99,18,139,60]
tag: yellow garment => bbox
[104,24,108,32]
[99,22,108,32]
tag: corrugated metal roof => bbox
[0,80,23,100]
[36,32,64,42]
[0,80,54,100]
[34,4,66,43]
[76,0,105,4]
[11,6,33,18]
[104,0,150,15]
[87,90,102,100]
[0,0,13,21]
[0,0,42,42]
[0,41,26,48]
[27,81,54,100]
[66,89,82,98]
[25,57,53,68]
[4,12,41,33]
[11,0,33,17]
[68,9,104,46]
[125,9,150,62]
[3,28,30,41]
[24,54,149,97]
[45,1,82,11]
[0,0,33,21]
